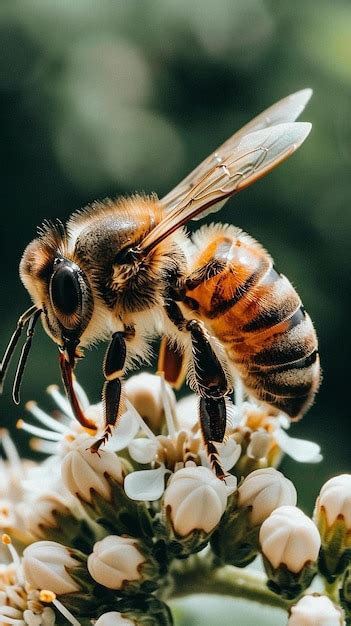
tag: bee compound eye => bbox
[50,261,82,324]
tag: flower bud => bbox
[340,567,351,622]
[238,468,297,526]
[61,436,124,502]
[22,541,81,595]
[315,474,351,581]
[87,535,155,592]
[259,506,321,599]
[25,493,72,538]
[124,373,176,433]
[260,505,320,573]
[95,598,173,626]
[247,431,272,461]
[316,475,351,528]
[95,612,136,625]
[288,594,345,626]
[163,466,227,537]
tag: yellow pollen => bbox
[2,533,11,545]
[16,419,24,430]
[39,589,56,603]
[64,434,76,442]
[47,384,59,393]
[25,400,36,410]
[0,507,9,516]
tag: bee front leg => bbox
[90,330,128,454]
[164,301,232,478]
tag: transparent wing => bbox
[161,88,312,215]
[140,121,311,253]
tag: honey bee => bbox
[0,89,320,477]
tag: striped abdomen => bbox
[186,225,320,419]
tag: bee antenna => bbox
[12,308,42,405]
[0,305,38,394]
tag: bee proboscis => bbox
[0,89,320,477]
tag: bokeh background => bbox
[0,1,350,622]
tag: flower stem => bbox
[324,578,340,602]
[168,556,289,610]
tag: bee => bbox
[0,89,320,477]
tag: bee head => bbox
[20,222,94,365]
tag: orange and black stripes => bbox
[185,227,320,419]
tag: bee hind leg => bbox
[186,319,231,479]
[164,300,232,478]
[90,330,128,454]
[200,397,227,479]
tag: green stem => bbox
[324,578,340,603]
[167,555,289,611]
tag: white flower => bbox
[124,372,176,432]
[0,430,61,544]
[24,493,73,538]
[315,474,351,529]
[230,400,322,464]
[22,541,81,594]
[163,466,228,536]
[87,536,145,590]
[123,394,240,502]
[238,468,297,526]
[259,506,321,573]
[18,381,140,458]
[288,594,345,626]
[61,435,124,502]
[95,612,135,625]
[0,540,58,624]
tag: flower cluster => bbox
[0,372,349,625]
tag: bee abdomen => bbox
[187,228,320,419]
[228,308,320,419]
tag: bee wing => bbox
[161,88,312,214]
[140,120,311,252]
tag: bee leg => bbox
[186,319,231,478]
[164,301,232,478]
[158,337,187,390]
[90,331,127,454]
[199,397,227,479]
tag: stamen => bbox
[46,385,74,420]
[0,612,25,625]
[0,429,22,475]
[125,399,158,443]
[29,438,59,455]
[16,420,62,441]
[5,587,26,611]
[39,590,80,626]
[25,401,67,433]
[158,373,176,439]
[2,534,24,585]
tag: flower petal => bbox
[274,428,322,463]
[128,438,158,464]
[124,466,170,501]
[224,474,237,496]
[218,438,241,471]
[106,409,140,452]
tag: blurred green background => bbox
[0,0,350,517]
